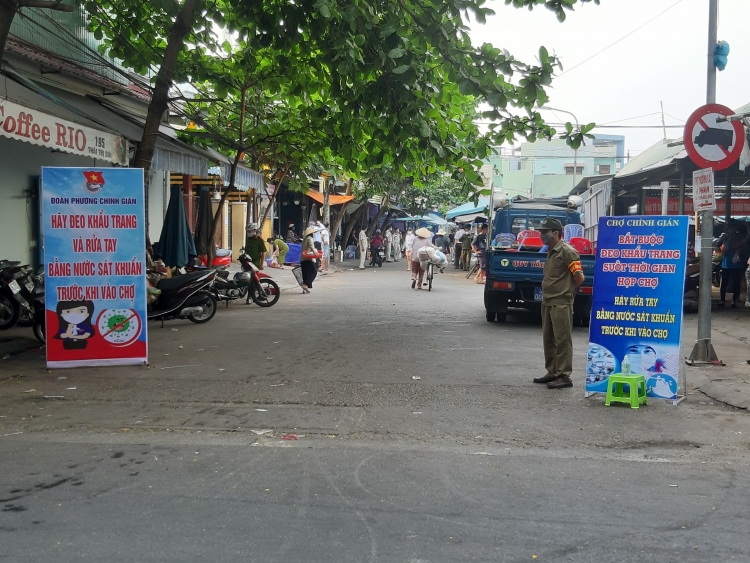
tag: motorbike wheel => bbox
[252,279,280,308]
[188,292,218,324]
[33,317,46,344]
[0,293,21,330]
[17,305,35,327]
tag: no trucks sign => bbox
[683,104,744,171]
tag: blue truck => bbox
[483,197,596,325]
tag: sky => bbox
[468,0,748,158]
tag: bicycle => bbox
[466,252,481,279]
[426,261,444,291]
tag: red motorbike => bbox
[237,251,280,307]
[198,247,232,268]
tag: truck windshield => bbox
[510,216,551,235]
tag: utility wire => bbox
[557,0,687,78]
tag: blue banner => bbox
[586,216,688,400]
[41,167,147,368]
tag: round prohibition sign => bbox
[683,103,744,171]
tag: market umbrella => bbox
[193,186,214,257]
[156,184,196,267]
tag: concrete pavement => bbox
[1,261,749,561]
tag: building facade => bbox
[486,134,626,199]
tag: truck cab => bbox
[484,196,595,325]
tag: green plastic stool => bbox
[605,374,648,409]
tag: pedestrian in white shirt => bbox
[453,226,465,269]
[384,227,394,262]
[358,227,369,269]
[403,228,415,270]
[318,221,330,271]
[392,229,402,262]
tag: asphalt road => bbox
[1,262,749,562]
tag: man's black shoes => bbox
[533,374,558,384]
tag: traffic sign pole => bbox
[687,0,720,365]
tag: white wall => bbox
[0,137,113,265]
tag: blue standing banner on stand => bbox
[586,216,688,400]
[41,167,148,368]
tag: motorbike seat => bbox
[215,248,231,257]
[156,271,211,291]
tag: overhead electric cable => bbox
[557,0,687,77]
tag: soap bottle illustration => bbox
[622,355,631,376]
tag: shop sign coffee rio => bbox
[0,100,127,165]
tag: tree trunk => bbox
[329,178,353,257]
[258,164,290,232]
[133,0,200,251]
[380,209,395,232]
[342,202,366,252]
[206,83,246,266]
[367,194,390,236]
[0,0,73,63]
[133,0,199,172]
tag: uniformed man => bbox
[533,218,585,389]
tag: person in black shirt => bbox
[472,224,488,284]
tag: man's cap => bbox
[538,218,563,231]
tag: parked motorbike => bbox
[213,270,253,306]
[237,251,280,307]
[30,267,46,344]
[197,246,232,269]
[148,269,218,325]
[0,260,31,330]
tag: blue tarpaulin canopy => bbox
[445,198,490,220]
[156,184,197,267]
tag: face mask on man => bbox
[540,231,555,245]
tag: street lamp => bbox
[541,106,580,190]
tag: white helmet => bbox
[246,223,258,231]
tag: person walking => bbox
[319,221,331,271]
[715,223,748,308]
[472,224,488,285]
[404,228,415,270]
[244,223,267,268]
[410,227,434,289]
[300,225,320,294]
[460,229,473,271]
[392,228,402,262]
[454,225,465,269]
[533,218,584,389]
[384,226,394,262]
[312,222,323,269]
[358,226,369,269]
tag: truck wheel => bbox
[485,311,496,322]
[574,313,590,327]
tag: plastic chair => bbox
[493,233,516,247]
[569,237,593,255]
[517,232,543,250]
[345,245,357,259]
[604,374,648,409]
[564,224,584,242]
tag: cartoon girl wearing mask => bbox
[55,300,95,350]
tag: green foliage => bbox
[85,0,598,201]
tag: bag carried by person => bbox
[302,249,323,260]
